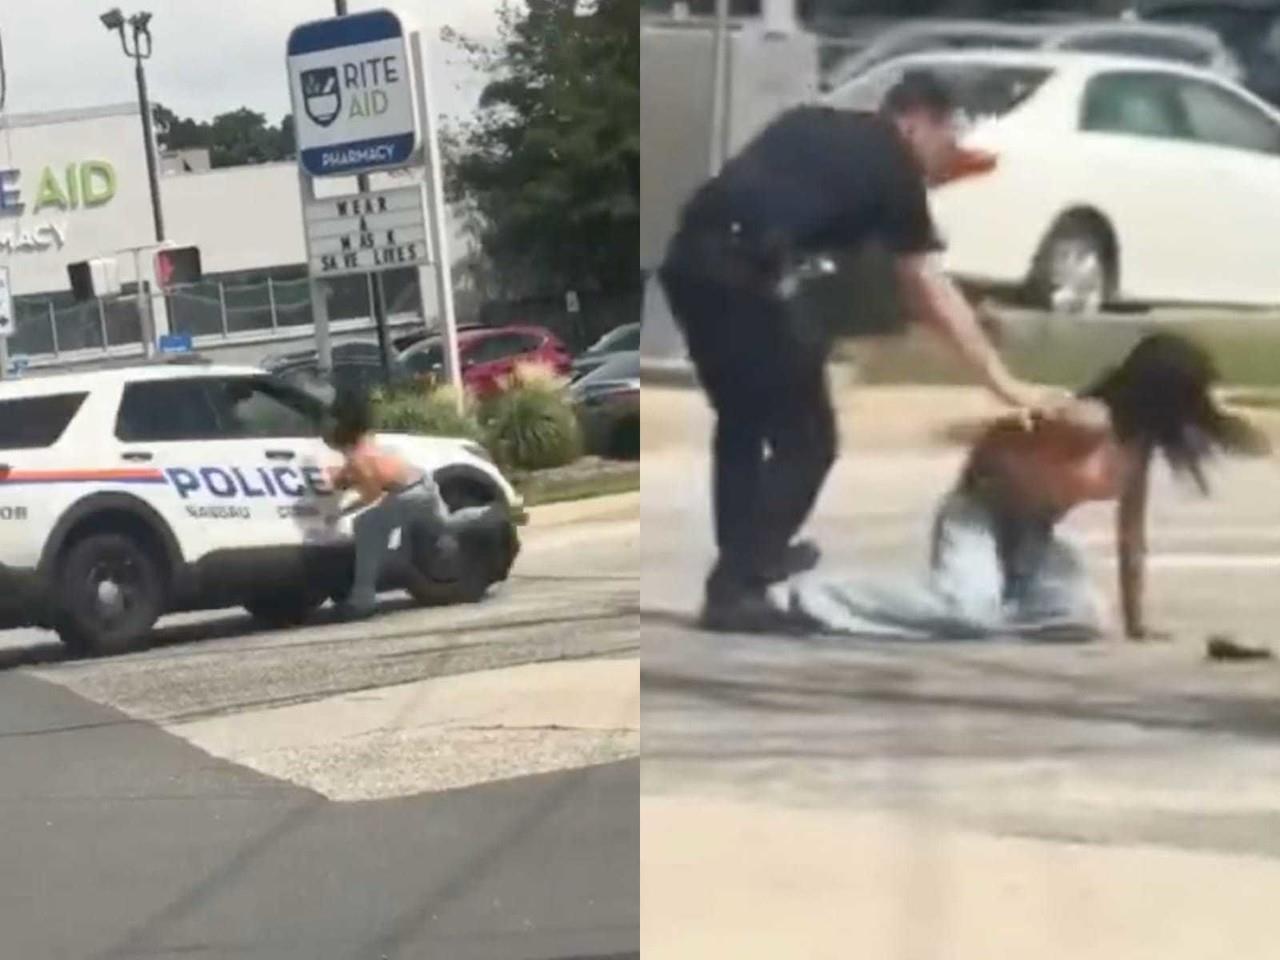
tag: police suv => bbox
[0,361,523,656]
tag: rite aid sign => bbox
[286,9,419,177]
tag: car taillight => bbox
[941,147,998,185]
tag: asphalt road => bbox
[643,441,1280,854]
[0,495,639,960]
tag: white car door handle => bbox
[122,451,153,462]
[265,449,296,461]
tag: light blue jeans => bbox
[349,477,449,610]
[790,488,1106,641]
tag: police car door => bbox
[212,374,342,546]
[113,376,297,559]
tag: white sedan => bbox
[825,49,1280,313]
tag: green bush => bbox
[372,383,486,444]
[479,365,582,471]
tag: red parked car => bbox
[400,325,573,395]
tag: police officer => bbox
[659,71,1067,633]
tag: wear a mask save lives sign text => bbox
[286,9,420,177]
[304,184,429,277]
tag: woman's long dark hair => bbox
[1084,333,1268,491]
[324,386,373,450]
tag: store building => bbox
[0,102,437,370]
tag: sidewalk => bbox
[644,795,1280,960]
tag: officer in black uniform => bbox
[659,71,1067,633]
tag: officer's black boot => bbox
[699,560,818,635]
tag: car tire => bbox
[244,590,325,628]
[1027,214,1115,316]
[404,483,519,607]
[55,533,165,657]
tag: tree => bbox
[444,0,640,298]
[153,104,295,168]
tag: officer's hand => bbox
[1002,380,1073,427]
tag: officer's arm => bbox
[894,254,1065,412]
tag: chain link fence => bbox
[7,270,421,362]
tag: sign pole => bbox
[410,29,461,406]
[297,165,332,375]
[132,248,155,358]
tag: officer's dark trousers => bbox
[659,232,837,597]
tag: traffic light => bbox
[155,246,202,288]
[67,258,121,301]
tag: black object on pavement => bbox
[1206,634,1274,661]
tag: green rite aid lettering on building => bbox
[0,161,118,215]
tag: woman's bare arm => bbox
[1117,447,1153,640]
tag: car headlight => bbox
[462,441,494,464]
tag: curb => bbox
[641,356,697,389]
[514,460,640,507]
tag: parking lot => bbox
[642,385,1280,959]
[0,493,639,960]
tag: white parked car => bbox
[825,49,1280,312]
[820,18,1243,93]
[0,360,523,655]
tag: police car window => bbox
[116,381,226,442]
[214,377,323,439]
[0,393,87,449]
[1177,78,1280,154]
[1081,73,1190,140]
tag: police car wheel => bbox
[405,505,516,607]
[404,530,492,606]
[244,590,325,628]
[55,533,164,657]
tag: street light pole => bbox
[134,54,164,243]
[102,8,164,358]
[102,9,164,243]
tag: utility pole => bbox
[101,8,165,357]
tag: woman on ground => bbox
[325,389,451,621]
[790,334,1269,641]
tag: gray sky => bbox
[0,0,506,123]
